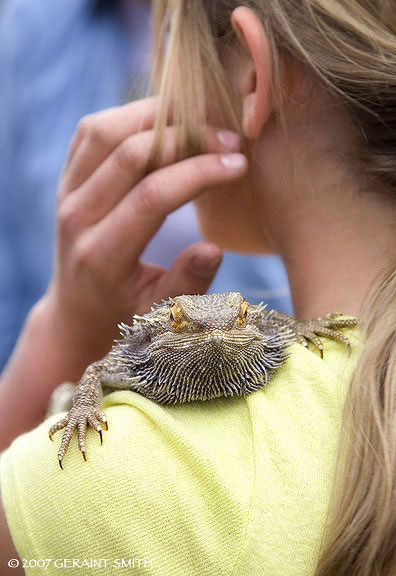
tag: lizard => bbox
[48,291,358,468]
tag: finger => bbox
[62,97,161,193]
[59,126,241,231]
[82,152,248,279]
[154,243,223,299]
[65,97,158,169]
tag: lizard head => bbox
[169,292,249,334]
[118,292,289,403]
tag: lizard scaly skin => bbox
[48,292,358,468]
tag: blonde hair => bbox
[150,1,396,574]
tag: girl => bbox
[1,1,395,574]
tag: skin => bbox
[2,4,396,565]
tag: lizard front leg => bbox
[288,312,359,357]
[261,310,359,358]
[48,361,108,469]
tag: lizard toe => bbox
[48,415,69,440]
[53,405,107,468]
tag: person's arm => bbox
[0,296,96,447]
[0,98,247,450]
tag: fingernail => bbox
[217,130,241,151]
[220,153,247,169]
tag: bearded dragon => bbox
[48,292,358,468]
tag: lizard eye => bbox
[169,301,185,326]
[241,301,248,317]
[237,301,249,326]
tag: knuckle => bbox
[76,114,96,140]
[74,235,98,271]
[77,114,110,147]
[58,199,85,238]
[88,117,111,147]
[113,135,147,172]
[135,176,162,215]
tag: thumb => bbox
[157,242,223,298]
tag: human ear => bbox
[231,6,273,139]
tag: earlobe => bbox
[231,7,273,140]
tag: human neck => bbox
[265,168,396,320]
[284,223,393,321]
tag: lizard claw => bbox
[294,313,358,357]
[49,405,107,469]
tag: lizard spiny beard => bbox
[114,324,288,404]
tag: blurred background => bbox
[0,0,292,372]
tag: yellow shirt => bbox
[0,328,362,576]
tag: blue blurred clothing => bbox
[0,0,292,371]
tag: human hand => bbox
[44,97,248,363]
